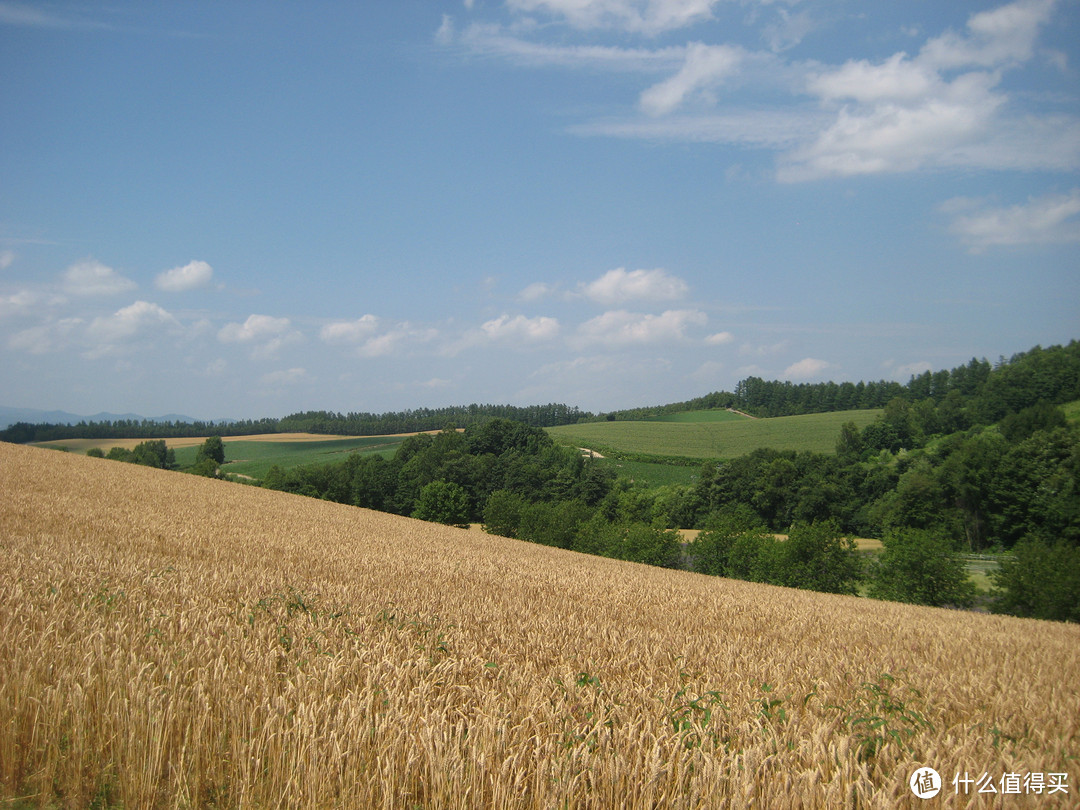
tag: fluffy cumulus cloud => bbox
[218,313,300,358]
[783,357,831,380]
[218,314,293,343]
[942,189,1080,251]
[481,313,560,342]
[574,308,706,347]
[581,267,688,305]
[62,259,137,297]
[320,315,381,344]
[155,260,213,292]
[519,281,556,302]
[84,301,180,357]
[780,0,1065,181]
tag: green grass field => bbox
[647,408,748,423]
[593,457,702,487]
[550,409,882,461]
[173,436,405,479]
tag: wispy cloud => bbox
[62,259,137,297]
[506,0,721,36]
[638,43,744,116]
[446,0,1078,183]
[218,314,301,359]
[0,1,113,30]
[942,189,1080,251]
[573,308,706,348]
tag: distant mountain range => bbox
[0,406,204,430]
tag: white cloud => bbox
[8,317,82,354]
[461,0,1077,182]
[762,8,817,53]
[574,308,706,347]
[155,260,213,292]
[639,43,743,116]
[807,53,940,105]
[581,267,688,305]
[780,0,1065,181]
[481,313,560,341]
[919,0,1055,70]
[62,259,137,296]
[353,324,439,358]
[570,107,818,148]
[519,281,556,302]
[943,188,1080,251]
[783,357,831,380]
[704,330,733,345]
[218,313,300,358]
[0,250,14,270]
[507,0,719,36]
[0,2,111,30]
[0,288,37,317]
[449,20,682,71]
[782,70,1006,181]
[320,315,381,344]
[218,313,293,343]
[88,302,179,345]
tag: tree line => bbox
[596,341,1080,421]
[0,402,588,444]
[6,341,1077,442]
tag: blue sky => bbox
[1,0,1078,419]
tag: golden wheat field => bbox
[1,442,1078,809]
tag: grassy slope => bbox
[175,435,405,479]
[35,433,407,480]
[2,441,1078,808]
[550,409,882,460]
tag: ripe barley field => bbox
[1,441,1077,809]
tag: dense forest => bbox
[598,341,1080,421]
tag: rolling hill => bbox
[3,441,1077,807]
[548,409,883,460]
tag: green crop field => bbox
[550,409,882,460]
[647,408,748,423]
[172,436,405,479]
[593,457,702,487]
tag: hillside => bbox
[548,409,882,460]
[2,442,1078,808]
